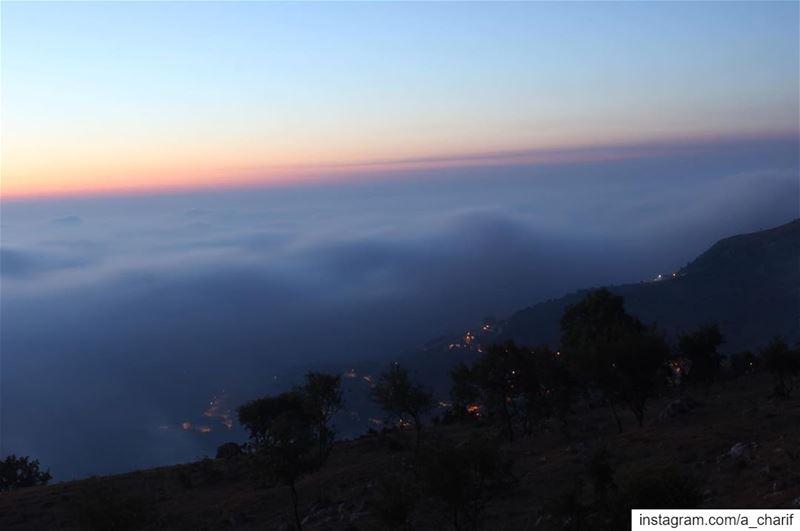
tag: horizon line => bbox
[2,131,797,203]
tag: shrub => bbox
[0,454,51,492]
[216,442,243,459]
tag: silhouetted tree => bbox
[238,371,342,531]
[371,364,433,448]
[449,343,575,439]
[295,371,343,456]
[561,289,642,432]
[560,289,668,430]
[417,435,512,531]
[468,342,531,441]
[450,362,480,422]
[760,337,799,398]
[0,454,51,492]
[615,327,670,427]
[678,324,724,386]
[239,392,313,530]
[532,346,577,436]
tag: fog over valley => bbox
[2,137,798,479]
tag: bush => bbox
[216,442,243,459]
[0,454,51,492]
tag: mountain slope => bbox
[500,218,800,352]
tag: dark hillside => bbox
[1,374,797,530]
[501,219,800,352]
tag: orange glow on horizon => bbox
[0,145,617,200]
[2,132,794,201]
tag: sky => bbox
[0,2,799,480]
[2,1,798,198]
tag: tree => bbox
[760,337,799,398]
[417,435,512,531]
[678,324,724,386]
[294,371,343,457]
[0,454,51,492]
[613,327,670,427]
[449,343,575,439]
[371,364,433,448]
[532,346,576,437]
[238,371,342,531]
[560,289,668,431]
[449,362,480,422]
[467,342,531,441]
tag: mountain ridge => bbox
[498,218,800,352]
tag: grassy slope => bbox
[1,374,798,530]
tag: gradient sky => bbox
[2,1,798,198]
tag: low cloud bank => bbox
[1,137,797,478]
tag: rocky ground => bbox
[1,373,799,530]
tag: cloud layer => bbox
[1,138,797,479]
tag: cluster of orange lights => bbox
[180,421,212,433]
